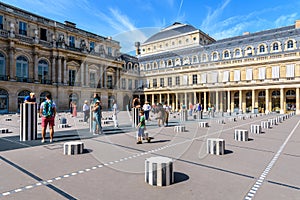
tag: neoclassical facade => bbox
[0,2,140,113]
[138,22,300,115]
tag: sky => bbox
[2,0,300,54]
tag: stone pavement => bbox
[0,111,299,200]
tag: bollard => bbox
[250,124,262,134]
[234,129,248,141]
[20,103,37,141]
[132,108,141,128]
[207,138,225,155]
[145,156,173,186]
[63,141,84,155]
[179,110,187,122]
[261,121,270,129]
[198,121,208,127]
[174,125,185,132]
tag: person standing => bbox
[92,100,103,135]
[136,110,146,144]
[69,101,73,114]
[39,93,56,143]
[112,100,119,128]
[142,101,151,121]
[24,92,36,103]
[72,102,77,117]
[82,100,90,122]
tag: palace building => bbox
[0,2,140,113]
[137,22,300,115]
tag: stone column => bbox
[175,93,178,111]
[227,90,231,113]
[203,92,207,112]
[296,87,300,115]
[167,93,170,106]
[280,88,284,114]
[81,62,84,86]
[57,57,62,84]
[184,93,187,107]
[51,56,56,84]
[159,93,162,103]
[9,46,15,81]
[239,90,243,113]
[252,89,255,113]
[220,92,223,112]
[215,91,219,112]
[265,89,269,113]
[63,59,67,85]
[152,94,155,106]
[33,53,39,82]
[194,92,197,104]
[85,62,89,87]
[103,66,107,88]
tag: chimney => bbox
[295,20,300,29]
[243,32,250,36]
[64,21,76,28]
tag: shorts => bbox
[137,127,145,137]
[41,116,55,128]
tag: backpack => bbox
[43,100,54,117]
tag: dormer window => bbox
[212,52,218,61]
[259,45,265,53]
[235,49,240,57]
[287,40,293,49]
[247,47,252,56]
[224,51,229,59]
[273,42,279,51]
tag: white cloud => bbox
[274,13,298,27]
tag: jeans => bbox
[93,114,102,134]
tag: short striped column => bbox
[174,125,185,132]
[198,121,208,127]
[268,118,276,126]
[196,111,203,120]
[250,124,262,134]
[63,141,84,155]
[238,115,245,120]
[261,121,270,129]
[145,156,173,186]
[228,117,237,122]
[20,103,37,141]
[216,119,225,124]
[234,129,248,141]
[179,110,187,122]
[0,128,9,133]
[207,138,225,155]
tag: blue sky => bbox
[2,0,300,54]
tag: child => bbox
[136,110,146,144]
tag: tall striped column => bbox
[145,156,173,186]
[20,103,37,141]
[180,110,187,122]
[89,105,94,132]
[132,108,141,128]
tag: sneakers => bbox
[41,139,45,143]
[50,139,53,143]
[136,141,142,144]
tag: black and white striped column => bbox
[268,118,276,126]
[261,121,270,129]
[198,121,208,127]
[228,117,237,122]
[196,111,203,120]
[250,124,262,134]
[89,105,94,132]
[63,141,84,155]
[207,138,225,155]
[132,108,141,128]
[20,103,37,141]
[174,125,185,132]
[180,110,187,122]
[145,156,173,186]
[216,119,225,124]
[234,129,248,141]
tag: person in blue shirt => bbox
[24,92,36,103]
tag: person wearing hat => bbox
[24,92,36,103]
[82,100,90,122]
[142,100,151,121]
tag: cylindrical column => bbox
[20,103,37,141]
[296,88,300,115]
[265,89,269,113]
[132,107,141,128]
[280,88,284,114]
[207,138,225,155]
[252,89,255,113]
[227,90,231,113]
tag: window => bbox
[287,40,293,49]
[272,66,280,79]
[201,73,207,83]
[235,49,240,57]
[40,28,47,41]
[90,42,95,52]
[286,64,295,78]
[246,68,253,81]
[212,52,218,60]
[224,51,229,59]
[69,69,76,86]
[258,67,266,80]
[128,79,132,90]
[160,78,164,87]
[208,72,218,83]
[146,79,150,88]
[16,56,28,79]
[0,53,5,77]
[183,75,188,85]
[160,60,165,68]
[234,70,240,82]
[19,21,27,36]
[167,60,172,67]
[90,72,96,87]
[0,15,3,30]
[107,47,112,56]
[192,56,198,63]
[247,47,252,56]
[38,60,49,82]
[168,77,172,86]
[223,71,229,82]
[121,78,126,89]
[192,75,197,84]
[273,42,279,51]
[259,45,265,53]
[69,36,75,48]
[175,76,180,85]
[153,79,157,87]
[202,54,207,62]
[134,79,138,89]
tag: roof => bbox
[143,22,198,44]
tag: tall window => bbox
[121,78,126,89]
[273,43,279,51]
[160,78,164,87]
[0,53,5,77]
[69,36,75,47]
[235,49,240,57]
[0,15,3,30]
[40,28,47,41]
[107,75,113,89]
[287,40,293,49]
[16,56,28,79]
[135,79,138,89]
[192,74,197,84]
[38,60,49,83]
[90,72,96,87]
[19,21,27,36]
[175,76,180,85]
[69,69,76,86]
[128,79,132,90]
[168,77,172,86]
[107,47,112,56]
[90,42,95,52]
[153,79,157,87]
[224,51,229,59]
[259,45,265,53]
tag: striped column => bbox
[234,129,248,141]
[180,110,187,122]
[145,156,173,186]
[196,111,203,120]
[174,125,185,132]
[89,105,94,133]
[20,103,37,141]
[216,119,225,124]
[0,128,9,133]
[63,141,84,155]
[268,118,276,126]
[228,117,237,122]
[238,115,245,120]
[261,121,270,129]
[250,124,262,134]
[207,138,225,155]
[132,108,141,128]
[198,121,208,127]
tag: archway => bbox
[258,91,266,113]
[271,90,280,112]
[246,91,252,113]
[0,89,8,114]
[286,90,296,111]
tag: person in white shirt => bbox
[142,101,151,121]
[112,100,119,128]
[82,100,90,122]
